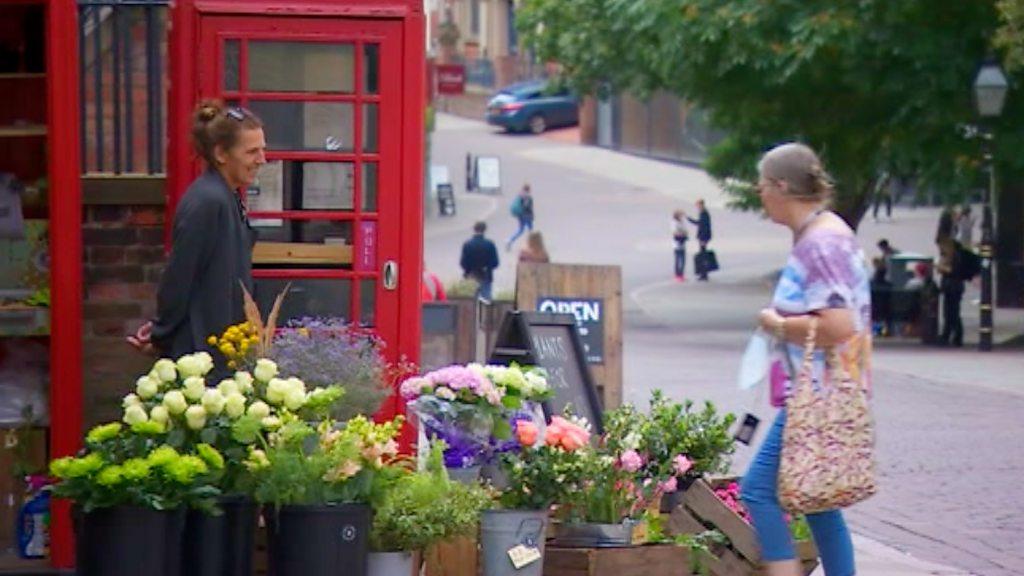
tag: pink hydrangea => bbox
[399,377,431,400]
[426,365,486,391]
[673,454,693,476]
[618,449,644,473]
[658,476,679,493]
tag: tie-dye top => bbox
[769,227,873,407]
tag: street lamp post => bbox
[972,58,1009,352]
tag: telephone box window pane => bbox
[251,161,356,212]
[249,41,354,93]
[253,219,353,245]
[249,101,354,152]
[254,278,351,324]
[224,40,240,91]
[363,44,379,94]
[251,220,354,269]
[361,163,378,212]
[363,103,378,153]
[359,279,376,327]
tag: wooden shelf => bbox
[0,73,45,80]
[0,553,53,574]
[253,241,353,266]
[0,125,46,138]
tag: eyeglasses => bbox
[225,107,252,121]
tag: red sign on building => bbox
[436,64,466,95]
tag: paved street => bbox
[427,113,1024,575]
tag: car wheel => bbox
[528,114,547,134]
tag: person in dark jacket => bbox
[687,199,713,280]
[936,237,965,347]
[128,100,265,363]
[460,221,500,300]
[506,183,535,252]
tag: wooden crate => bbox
[543,544,689,576]
[667,478,819,576]
[424,535,478,576]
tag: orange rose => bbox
[515,420,540,447]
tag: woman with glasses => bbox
[742,143,872,576]
[129,100,266,365]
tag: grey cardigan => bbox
[151,169,256,360]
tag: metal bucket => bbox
[554,520,638,548]
[480,509,548,576]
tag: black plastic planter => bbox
[182,496,259,576]
[266,504,372,576]
[74,506,185,576]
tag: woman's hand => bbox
[127,321,156,355]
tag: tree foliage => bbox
[519,0,1024,227]
[996,0,1024,70]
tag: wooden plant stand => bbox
[666,478,819,576]
[543,544,689,576]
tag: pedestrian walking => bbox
[936,237,965,347]
[460,221,500,301]
[744,143,872,576]
[687,199,714,281]
[506,183,535,251]
[518,231,550,263]
[871,172,893,221]
[128,101,264,365]
[956,204,976,248]
[671,209,689,281]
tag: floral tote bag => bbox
[778,317,877,514]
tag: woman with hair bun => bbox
[741,143,872,576]
[128,100,266,363]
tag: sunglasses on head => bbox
[225,107,252,121]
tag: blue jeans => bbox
[740,411,855,576]
[476,280,493,301]
[507,217,533,250]
[674,247,686,277]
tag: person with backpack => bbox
[506,183,535,252]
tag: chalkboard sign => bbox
[489,311,603,434]
[436,183,456,216]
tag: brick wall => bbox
[82,203,167,428]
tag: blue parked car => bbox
[486,80,579,134]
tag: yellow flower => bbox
[207,335,218,346]
[220,343,236,357]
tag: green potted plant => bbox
[605,391,736,512]
[49,421,223,576]
[246,414,405,576]
[122,351,343,576]
[368,444,493,576]
[479,415,590,576]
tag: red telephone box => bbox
[168,0,425,421]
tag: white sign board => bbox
[475,156,501,192]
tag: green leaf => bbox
[200,428,218,445]
[231,416,262,445]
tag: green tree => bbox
[519,0,1024,228]
[996,0,1024,70]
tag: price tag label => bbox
[507,544,541,569]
